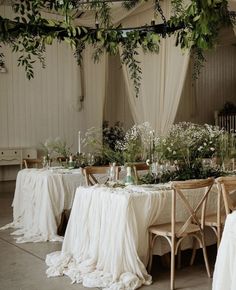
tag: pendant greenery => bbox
[0,0,233,96]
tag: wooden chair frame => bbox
[83,166,120,186]
[192,177,236,264]
[23,158,42,169]
[133,163,149,182]
[148,178,214,290]
[201,182,225,249]
[216,176,236,215]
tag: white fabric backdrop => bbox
[120,0,190,135]
[80,45,107,137]
[75,1,189,134]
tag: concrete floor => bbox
[0,181,214,290]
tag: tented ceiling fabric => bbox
[74,1,154,27]
[228,1,236,36]
[228,0,236,11]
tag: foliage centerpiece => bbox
[154,122,226,181]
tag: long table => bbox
[0,168,85,243]
[45,184,218,290]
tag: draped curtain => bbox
[81,45,107,133]
[74,4,149,133]
[76,1,190,135]
[119,0,190,135]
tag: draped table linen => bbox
[46,183,219,290]
[0,168,84,243]
[212,211,236,290]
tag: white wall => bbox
[0,5,84,152]
[0,5,105,180]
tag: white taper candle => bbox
[78,131,81,154]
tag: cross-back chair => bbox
[23,158,42,169]
[83,166,120,186]
[201,181,226,248]
[216,176,236,215]
[148,177,214,290]
[133,163,149,182]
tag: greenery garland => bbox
[0,0,233,96]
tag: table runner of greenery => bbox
[40,121,236,183]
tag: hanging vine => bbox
[0,0,233,96]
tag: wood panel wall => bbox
[0,5,83,153]
[175,31,236,125]
[0,5,104,180]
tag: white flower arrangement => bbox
[155,122,225,168]
[41,137,71,158]
[115,122,155,163]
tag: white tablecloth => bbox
[212,211,236,290]
[0,168,84,243]
[45,184,218,290]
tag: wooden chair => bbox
[148,178,214,290]
[216,176,236,215]
[23,158,42,168]
[190,180,225,266]
[201,181,226,248]
[83,166,120,186]
[133,163,149,182]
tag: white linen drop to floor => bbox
[46,185,168,290]
[0,168,84,243]
[212,211,236,290]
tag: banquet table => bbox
[0,168,86,243]
[45,183,219,290]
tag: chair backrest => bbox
[133,163,149,181]
[23,159,28,168]
[83,166,120,186]
[171,178,215,237]
[216,176,236,215]
[23,158,42,169]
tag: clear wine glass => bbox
[87,153,95,166]
[109,163,117,182]
[151,162,158,183]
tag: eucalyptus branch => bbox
[12,35,46,79]
[93,43,105,62]
[120,31,142,97]
[74,39,85,65]
[122,0,142,10]
[191,47,205,80]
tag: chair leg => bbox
[217,225,221,249]
[148,233,154,273]
[177,245,181,270]
[201,236,211,278]
[170,239,176,290]
[190,238,197,266]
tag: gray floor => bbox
[0,181,213,290]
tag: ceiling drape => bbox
[75,1,189,135]
[119,0,190,135]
